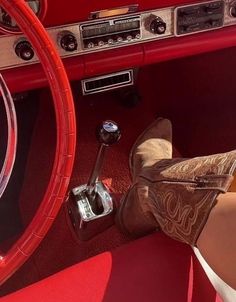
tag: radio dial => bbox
[15,40,34,61]
[59,31,78,52]
[150,17,166,35]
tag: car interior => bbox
[0,0,236,301]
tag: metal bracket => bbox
[72,181,113,222]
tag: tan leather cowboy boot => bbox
[129,118,172,181]
[116,118,173,238]
[117,119,236,246]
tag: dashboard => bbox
[1,0,236,92]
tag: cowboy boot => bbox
[129,118,173,181]
[117,119,236,246]
[116,118,173,237]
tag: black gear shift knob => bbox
[97,120,121,146]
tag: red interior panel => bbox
[42,0,200,26]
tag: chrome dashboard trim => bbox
[0,7,174,70]
[81,69,134,95]
[224,0,236,25]
[173,0,225,36]
[89,5,139,19]
[72,182,113,222]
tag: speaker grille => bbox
[82,70,134,95]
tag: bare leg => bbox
[197,192,236,290]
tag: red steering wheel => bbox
[0,0,76,284]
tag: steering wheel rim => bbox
[0,74,17,200]
[0,0,76,285]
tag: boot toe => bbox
[129,118,173,180]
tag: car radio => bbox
[78,8,172,52]
[80,16,141,50]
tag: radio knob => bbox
[59,31,78,52]
[87,42,95,49]
[117,36,123,42]
[15,40,34,61]
[108,38,114,44]
[126,35,133,41]
[98,40,105,47]
[150,17,167,35]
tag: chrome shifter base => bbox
[72,181,113,222]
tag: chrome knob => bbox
[59,31,78,52]
[150,17,167,35]
[108,38,114,44]
[87,42,95,48]
[98,40,105,47]
[97,120,121,146]
[15,40,34,61]
[117,36,123,42]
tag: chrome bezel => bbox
[72,182,113,222]
[81,69,134,95]
[174,0,225,37]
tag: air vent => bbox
[81,70,134,95]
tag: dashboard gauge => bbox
[0,0,47,34]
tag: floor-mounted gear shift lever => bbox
[87,120,121,202]
[71,120,121,225]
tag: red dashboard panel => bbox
[1,0,236,92]
[42,0,196,26]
